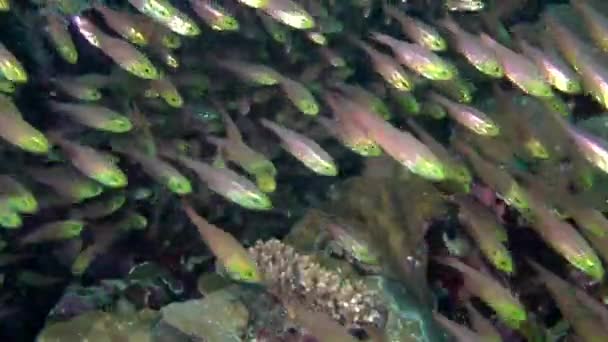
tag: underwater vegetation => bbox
[4,0,608,341]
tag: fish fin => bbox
[212,152,227,169]
[221,112,243,143]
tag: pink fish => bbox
[347,95,446,180]
[260,118,338,176]
[480,33,553,97]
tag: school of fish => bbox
[3,0,608,341]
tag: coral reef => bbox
[250,238,387,328]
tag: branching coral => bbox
[249,238,387,329]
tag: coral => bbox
[249,238,387,329]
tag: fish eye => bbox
[185,23,198,33]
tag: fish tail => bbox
[434,256,471,274]
[382,2,404,21]
[369,31,398,48]
[182,199,213,239]
[259,118,280,134]
[206,136,227,148]
[436,14,459,33]
[218,109,243,143]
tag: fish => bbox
[529,260,608,342]
[306,31,327,45]
[433,312,485,342]
[0,42,27,83]
[45,14,78,64]
[324,219,380,267]
[491,88,552,160]
[517,39,582,94]
[430,77,476,104]
[571,0,608,52]
[207,107,278,193]
[438,16,504,78]
[70,192,126,220]
[573,284,608,327]
[318,46,346,68]
[383,4,447,52]
[334,82,392,120]
[176,155,272,210]
[215,59,282,85]
[0,79,15,94]
[406,119,471,191]
[19,220,85,245]
[546,13,608,109]
[260,118,338,176]
[420,100,447,119]
[236,0,268,9]
[259,12,291,44]
[17,271,63,287]
[49,101,133,133]
[428,92,500,136]
[371,32,457,81]
[115,145,192,195]
[0,95,50,154]
[0,175,37,214]
[0,201,21,229]
[70,221,121,276]
[49,133,128,188]
[560,119,608,176]
[527,190,605,281]
[464,302,502,342]
[456,143,530,213]
[480,33,553,98]
[262,0,315,30]
[189,0,239,31]
[391,89,421,115]
[151,45,180,69]
[444,0,485,12]
[148,75,183,107]
[51,76,102,101]
[554,189,608,238]
[276,75,319,115]
[72,16,160,80]
[348,96,446,181]
[455,196,513,274]
[322,93,382,157]
[26,166,103,202]
[437,257,527,328]
[127,0,200,36]
[93,3,149,46]
[71,73,114,89]
[0,94,51,154]
[117,211,148,231]
[182,201,262,283]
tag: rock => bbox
[160,289,248,342]
[37,309,160,342]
